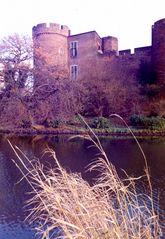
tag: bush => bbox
[130,114,165,130]
[21,119,32,128]
[91,117,111,129]
[43,119,61,128]
[66,116,81,126]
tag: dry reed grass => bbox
[8,116,163,239]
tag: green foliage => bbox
[130,114,165,130]
[43,119,61,128]
[91,117,111,129]
[21,119,32,128]
[66,115,81,126]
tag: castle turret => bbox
[152,19,165,86]
[32,23,70,87]
[102,36,118,55]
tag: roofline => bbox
[69,30,101,39]
[102,36,118,41]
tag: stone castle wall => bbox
[68,31,103,81]
[32,18,165,91]
[152,19,165,86]
[33,23,70,87]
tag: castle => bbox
[32,18,165,84]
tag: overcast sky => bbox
[0,0,165,50]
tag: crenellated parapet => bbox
[32,18,165,93]
[119,46,151,57]
[32,23,70,38]
[119,49,131,56]
[134,46,151,55]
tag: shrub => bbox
[91,117,111,129]
[130,114,165,130]
[66,116,81,126]
[43,119,61,128]
[21,119,32,128]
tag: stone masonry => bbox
[32,19,165,90]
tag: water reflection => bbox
[0,135,164,238]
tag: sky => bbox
[0,0,165,50]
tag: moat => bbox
[0,135,164,238]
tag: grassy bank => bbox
[1,123,165,137]
[1,115,165,137]
[9,129,163,238]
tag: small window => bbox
[70,41,78,57]
[70,65,78,79]
[58,47,63,55]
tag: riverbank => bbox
[0,124,165,137]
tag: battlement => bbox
[134,46,151,55]
[32,23,70,37]
[119,49,131,56]
[119,46,151,57]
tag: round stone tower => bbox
[152,19,165,85]
[102,36,118,55]
[32,23,70,87]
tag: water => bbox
[0,135,164,238]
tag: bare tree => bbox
[0,33,33,93]
[81,57,142,119]
[0,33,84,129]
[0,34,33,128]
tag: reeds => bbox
[8,119,163,239]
